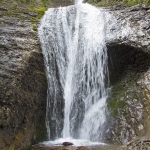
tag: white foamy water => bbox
[38,0,132,145]
[42,138,106,146]
[75,0,83,5]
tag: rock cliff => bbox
[0,1,150,150]
[0,0,72,150]
[104,4,150,145]
[0,16,47,149]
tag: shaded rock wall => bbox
[0,0,73,149]
[0,16,47,149]
[105,44,150,144]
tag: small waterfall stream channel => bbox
[37,0,131,149]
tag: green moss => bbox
[0,0,50,20]
[32,25,37,31]
[30,17,37,24]
[96,1,109,6]
[107,84,127,117]
[107,71,141,117]
[6,91,9,95]
[34,7,47,19]
[7,10,15,15]
[12,1,18,8]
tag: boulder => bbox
[62,142,74,146]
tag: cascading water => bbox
[38,0,125,145]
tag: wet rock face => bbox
[0,16,47,149]
[31,143,119,150]
[106,45,150,144]
[0,0,73,149]
[104,5,150,145]
[62,142,74,146]
[108,4,150,53]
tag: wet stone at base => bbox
[31,144,119,150]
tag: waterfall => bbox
[75,0,83,5]
[38,1,118,143]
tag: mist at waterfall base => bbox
[38,0,131,147]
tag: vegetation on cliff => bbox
[0,0,49,17]
[0,0,50,32]
[84,0,150,7]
